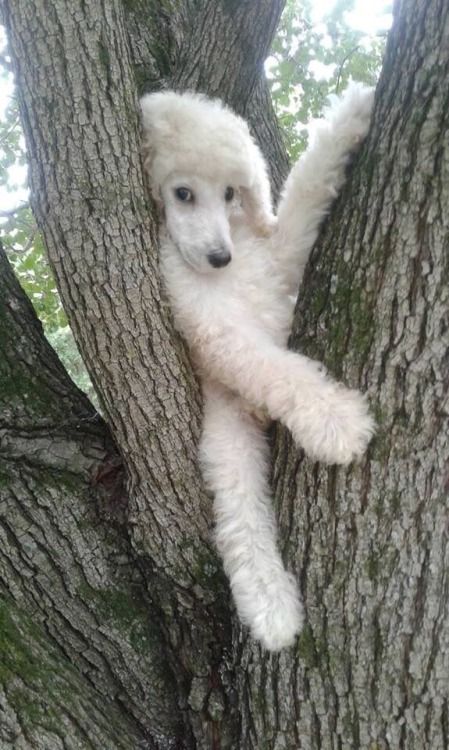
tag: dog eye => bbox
[175,187,193,202]
[225,186,234,202]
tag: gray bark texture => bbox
[1,0,448,748]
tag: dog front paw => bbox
[329,83,375,149]
[290,384,375,465]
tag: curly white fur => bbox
[141,84,375,651]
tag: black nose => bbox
[207,248,232,268]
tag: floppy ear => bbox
[240,142,277,237]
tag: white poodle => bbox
[140,85,375,650]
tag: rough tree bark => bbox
[1,0,448,749]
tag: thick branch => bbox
[239,0,449,746]
[3,0,209,569]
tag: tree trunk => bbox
[1,0,448,748]
[2,1,286,746]
[238,1,449,747]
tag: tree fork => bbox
[2,0,449,747]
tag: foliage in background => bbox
[268,0,389,159]
[0,53,97,400]
[3,209,67,330]
[0,0,390,400]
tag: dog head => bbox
[140,90,274,273]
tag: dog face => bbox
[160,172,235,273]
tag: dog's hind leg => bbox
[275,83,375,293]
[200,383,304,650]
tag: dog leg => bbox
[193,326,374,465]
[275,83,375,292]
[201,383,304,650]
